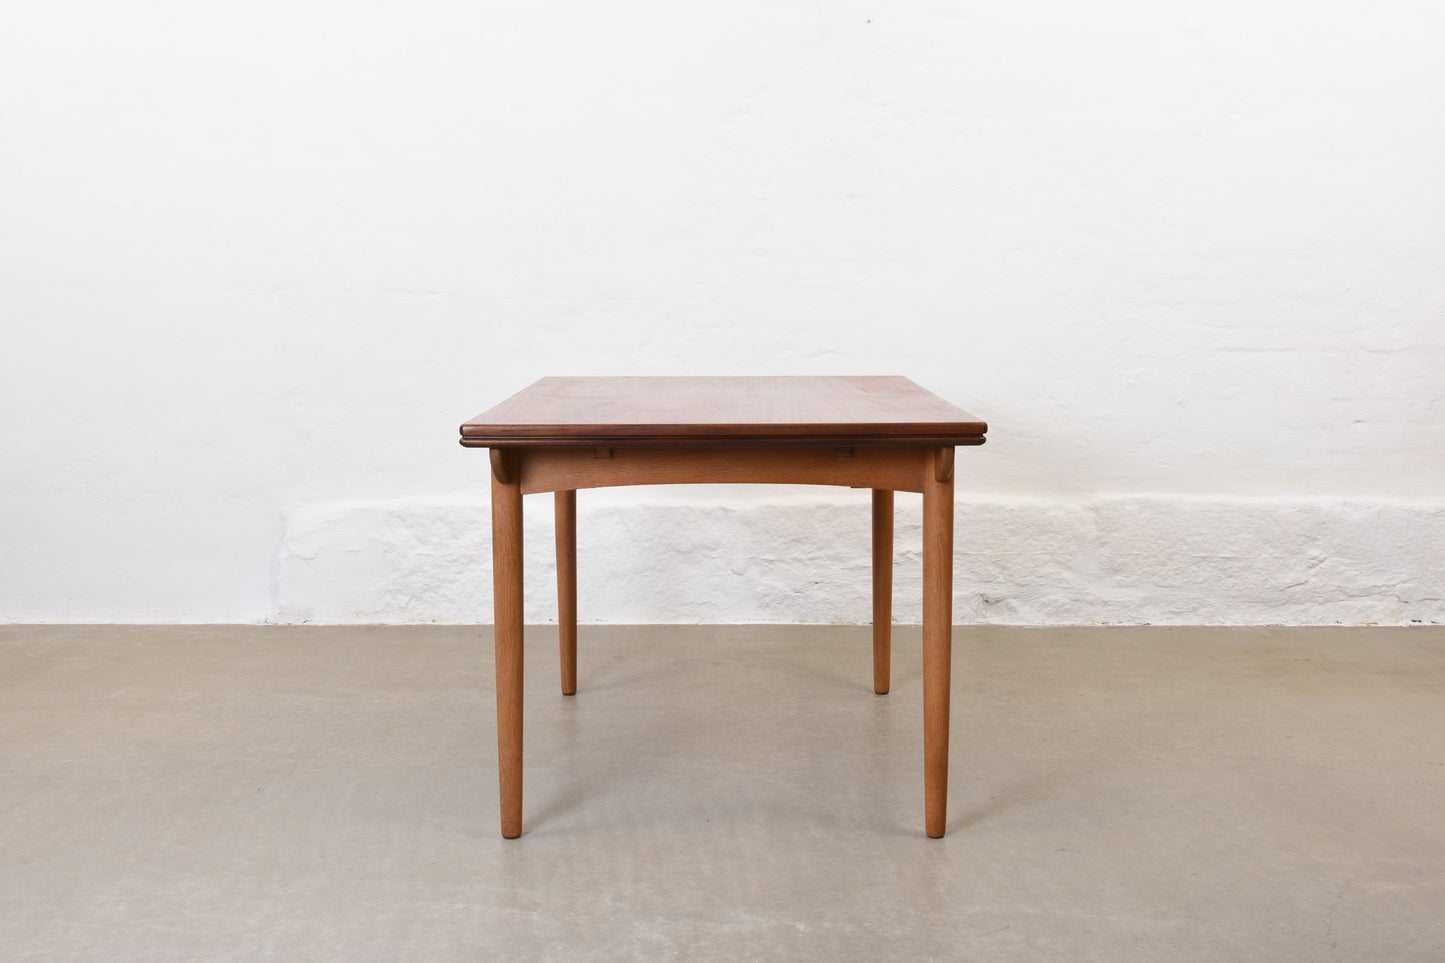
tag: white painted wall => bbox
[3,2,1442,624]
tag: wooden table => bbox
[460,376,987,838]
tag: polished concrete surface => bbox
[1,624,1442,961]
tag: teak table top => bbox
[460,376,987,448]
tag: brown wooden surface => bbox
[461,376,986,448]
[555,490,577,697]
[872,489,893,696]
[922,447,955,838]
[491,467,524,839]
[517,445,930,496]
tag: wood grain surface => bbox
[515,445,931,495]
[460,376,986,447]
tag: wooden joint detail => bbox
[490,448,515,485]
[594,447,614,459]
[935,447,955,484]
[832,447,855,458]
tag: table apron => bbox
[509,445,937,495]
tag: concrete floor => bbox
[0,625,1442,961]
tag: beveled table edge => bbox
[459,433,987,448]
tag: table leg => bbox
[555,490,577,696]
[491,459,524,838]
[871,489,893,695]
[922,448,954,838]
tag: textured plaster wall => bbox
[275,492,1444,626]
[3,2,1443,624]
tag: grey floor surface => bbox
[1,624,1442,962]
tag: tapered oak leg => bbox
[871,489,894,695]
[491,457,524,838]
[922,448,955,838]
[555,490,577,696]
